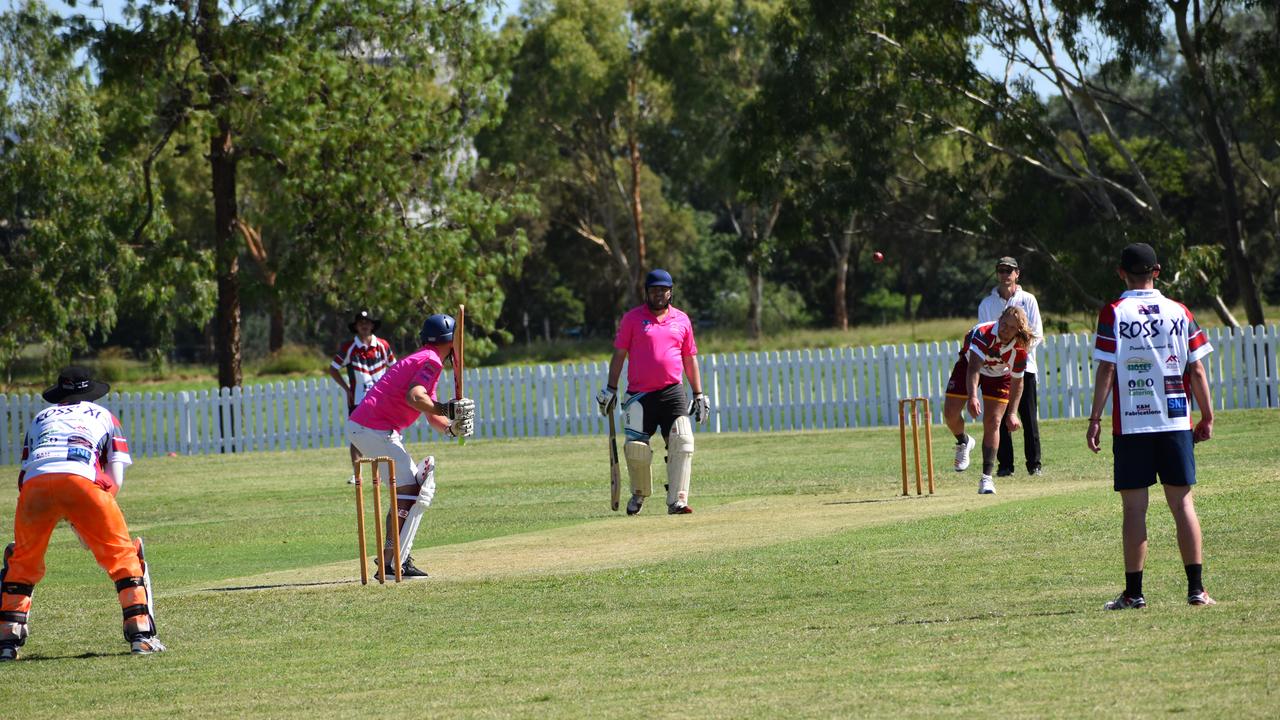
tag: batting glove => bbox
[595,386,617,416]
[447,415,474,438]
[443,397,475,420]
[690,392,710,424]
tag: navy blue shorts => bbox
[1112,430,1196,491]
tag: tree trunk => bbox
[831,214,856,331]
[1171,2,1264,326]
[746,257,764,340]
[199,0,242,388]
[627,73,647,304]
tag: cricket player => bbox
[942,306,1035,494]
[346,313,474,579]
[1087,243,1216,609]
[1,367,165,661]
[328,308,397,484]
[595,269,710,515]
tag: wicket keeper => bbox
[596,269,709,515]
[2,367,165,660]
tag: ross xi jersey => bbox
[332,335,396,405]
[20,401,133,485]
[961,321,1027,378]
[1092,289,1211,435]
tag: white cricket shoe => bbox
[954,435,976,472]
[978,475,996,494]
[130,635,167,655]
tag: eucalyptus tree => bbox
[76,0,523,386]
[0,3,211,380]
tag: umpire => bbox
[978,256,1044,476]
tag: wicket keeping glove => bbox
[595,386,617,416]
[690,392,710,424]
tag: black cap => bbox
[43,366,110,404]
[348,309,381,333]
[996,256,1019,270]
[1120,243,1159,274]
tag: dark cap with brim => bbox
[996,256,1019,270]
[1120,243,1159,274]
[43,365,110,403]
[348,309,382,333]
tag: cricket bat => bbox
[455,304,465,446]
[608,407,620,511]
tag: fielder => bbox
[346,313,474,579]
[596,269,709,515]
[942,306,1035,494]
[1087,243,1216,609]
[328,308,397,484]
[2,367,165,661]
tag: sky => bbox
[18,0,1059,97]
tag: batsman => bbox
[596,269,710,515]
[346,313,474,579]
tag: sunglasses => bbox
[996,267,1017,274]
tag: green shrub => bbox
[255,344,325,376]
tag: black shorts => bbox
[1112,430,1196,491]
[622,383,688,442]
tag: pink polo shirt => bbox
[349,345,444,432]
[614,305,697,393]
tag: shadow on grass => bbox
[205,579,361,593]
[822,496,934,506]
[17,650,126,661]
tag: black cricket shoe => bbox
[0,642,18,662]
[996,467,1015,477]
[375,555,430,581]
[626,494,645,516]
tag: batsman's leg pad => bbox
[117,537,156,642]
[666,415,694,507]
[395,466,436,561]
[623,440,654,497]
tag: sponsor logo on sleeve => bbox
[1167,396,1188,418]
[1163,375,1185,394]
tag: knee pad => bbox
[117,537,156,641]
[623,440,653,497]
[666,415,694,506]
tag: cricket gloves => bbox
[690,392,710,424]
[595,386,617,416]
[443,397,475,421]
[446,415,474,438]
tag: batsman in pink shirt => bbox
[596,269,709,515]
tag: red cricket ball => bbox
[873,251,884,264]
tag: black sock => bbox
[1185,563,1204,595]
[982,446,995,476]
[955,432,968,444]
[1125,570,1144,598]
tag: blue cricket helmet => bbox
[645,269,673,287]
[419,313,456,345]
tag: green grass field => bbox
[2,411,1278,718]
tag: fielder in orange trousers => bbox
[1,366,165,661]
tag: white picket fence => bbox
[1,326,1276,464]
